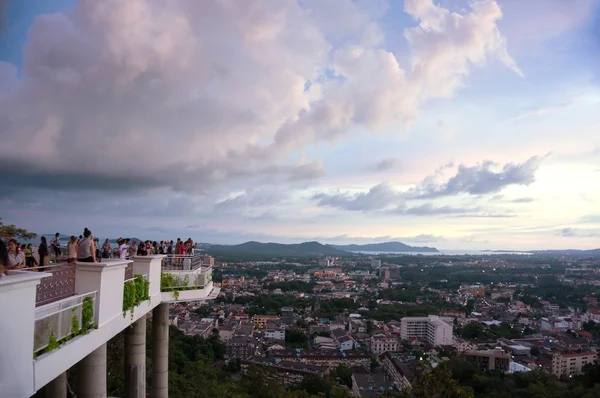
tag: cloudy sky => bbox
[1,0,599,250]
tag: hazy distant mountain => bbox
[204,241,349,257]
[332,241,439,253]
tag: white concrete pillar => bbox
[125,317,147,398]
[0,271,49,397]
[75,260,130,327]
[76,343,107,398]
[152,303,169,398]
[45,371,67,398]
[132,255,165,299]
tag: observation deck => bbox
[0,254,220,398]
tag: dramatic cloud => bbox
[313,183,403,212]
[371,158,402,172]
[0,0,521,199]
[511,197,534,203]
[403,203,479,216]
[415,156,542,198]
[214,189,288,214]
[315,156,541,213]
[558,227,599,238]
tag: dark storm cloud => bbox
[415,156,542,198]
[0,160,164,196]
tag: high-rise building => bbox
[371,259,382,268]
[379,267,391,280]
[400,315,453,346]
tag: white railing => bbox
[33,291,97,354]
[161,253,204,270]
[161,268,212,290]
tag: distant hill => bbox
[332,241,439,253]
[204,241,349,257]
[528,249,600,258]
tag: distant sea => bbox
[351,250,532,256]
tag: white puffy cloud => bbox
[0,0,521,199]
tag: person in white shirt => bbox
[7,239,25,269]
[119,239,130,259]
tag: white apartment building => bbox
[400,315,453,346]
[264,328,285,341]
[552,352,597,378]
[371,259,382,269]
[370,334,398,355]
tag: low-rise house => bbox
[227,336,262,359]
[464,348,510,372]
[378,352,421,392]
[268,349,371,367]
[370,334,398,355]
[240,356,329,386]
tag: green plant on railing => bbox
[183,274,190,287]
[122,274,150,319]
[81,296,94,333]
[34,296,96,358]
[71,314,80,336]
[47,331,59,352]
[160,272,181,300]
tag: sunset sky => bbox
[1,0,599,250]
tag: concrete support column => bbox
[125,317,147,398]
[45,371,67,398]
[152,303,169,398]
[76,344,107,398]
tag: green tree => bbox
[401,364,474,398]
[286,328,309,349]
[0,217,37,240]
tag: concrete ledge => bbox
[160,282,215,303]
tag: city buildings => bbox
[400,316,453,346]
[370,334,398,355]
[240,356,329,386]
[464,349,511,372]
[552,352,597,378]
[378,352,421,391]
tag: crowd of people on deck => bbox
[0,229,197,275]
